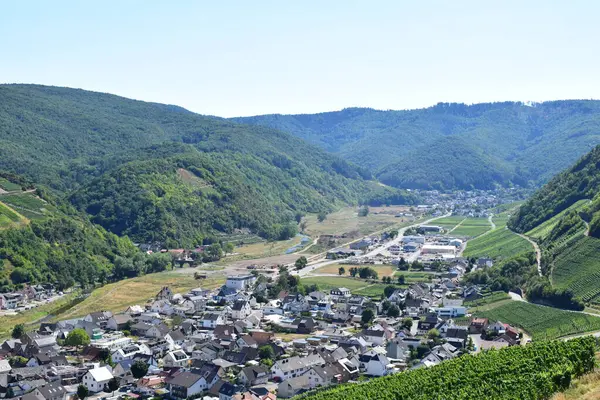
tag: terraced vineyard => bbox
[526,199,590,240]
[0,192,56,220]
[451,218,492,237]
[0,201,27,228]
[433,216,465,231]
[552,236,600,303]
[476,301,600,340]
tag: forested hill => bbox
[233,102,600,190]
[0,84,415,246]
[509,145,600,236]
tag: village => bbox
[0,216,524,400]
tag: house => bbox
[360,329,387,346]
[82,367,114,393]
[386,338,411,361]
[226,275,256,291]
[202,313,225,329]
[156,286,174,301]
[349,239,372,250]
[146,323,170,339]
[0,359,11,375]
[136,375,166,396]
[219,382,243,400]
[111,344,152,363]
[271,354,324,381]
[231,300,252,320]
[130,322,153,336]
[277,375,310,398]
[433,305,466,318]
[84,311,113,328]
[166,371,206,399]
[292,317,316,334]
[403,242,419,253]
[487,321,507,336]
[477,257,494,268]
[469,318,489,334]
[163,349,190,368]
[417,313,441,334]
[238,365,269,387]
[444,327,469,349]
[357,350,391,376]
[306,364,342,388]
[106,314,132,331]
[34,381,67,400]
[330,288,351,297]
[0,293,24,309]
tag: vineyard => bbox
[526,199,589,240]
[476,301,600,340]
[551,236,600,303]
[295,337,596,400]
[0,192,56,220]
[451,218,492,237]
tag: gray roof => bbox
[167,371,203,388]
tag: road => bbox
[515,232,542,276]
[292,213,451,277]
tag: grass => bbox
[0,178,22,191]
[463,227,532,259]
[394,270,436,283]
[475,301,600,340]
[354,283,393,298]
[57,271,224,320]
[0,201,28,228]
[464,291,510,308]
[526,199,590,240]
[451,218,492,237]
[303,206,419,238]
[234,235,305,258]
[0,193,56,220]
[300,276,371,292]
[552,236,600,303]
[552,369,600,400]
[317,264,396,277]
[434,216,466,231]
[274,333,312,342]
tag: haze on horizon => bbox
[2,0,599,117]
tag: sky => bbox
[1,1,600,117]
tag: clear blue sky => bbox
[1,1,599,117]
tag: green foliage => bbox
[0,85,416,246]
[361,309,375,325]
[235,102,600,190]
[258,345,275,360]
[386,304,400,317]
[0,216,139,290]
[66,328,90,347]
[476,302,600,340]
[77,384,89,400]
[11,323,24,339]
[295,337,596,400]
[401,318,413,330]
[358,205,369,217]
[131,360,149,379]
[337,267,345,275]
[510,145,600,234]
[551,236,600,303]
[294,256,308,270]
[317,212,327,223]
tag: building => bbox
[402,236,426,244]
[330,288,351,297]
[166,371,206,399]
[231,300,252,320]
[82,367,114,393]
[271,354,324,381]
[403,242,419,252]
[421,244,456,255]
[418,225,443,233]
[434,306,467,318]
[226,275,256,291]
[163,349,191,368]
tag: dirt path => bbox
[515,232,542,276]
[488,214,496,230]
[447,218,467,234]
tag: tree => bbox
[131,360,149,379]
[428,328,441,343]
[349,267,358,277]
[361,309,375,326]
[77,384,89,400]
[317,212,327,223]
[384,285,397,298]
[401,318,413,330]
[205,243,223,261]
[397,275,406,285]
[259,345,275,360]
[66,328,90,348]
[358,205,370,217]
[338,266,345,275]
[11,323,25,339]
[223,242,235,254]
[299,220,308,233]
[387,305,400,318]
[294,256,308,270]
[295,212,305,224]
[108,377,119,395]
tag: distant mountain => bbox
[233,102,600,190]
[0,85,414,246]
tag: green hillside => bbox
[0,84,415,245]
[551,236,600,303]
[234,102,600,190]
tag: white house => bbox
[201,313,225,329]
[111,344,152,363]
[357,350,391,376]
[82,367,113,393]
[231,300,252,320]
[271,354,324,381]
[163,350,190,368]
[225,275,256,290]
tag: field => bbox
[0,178,22,192]
[303,206,420,238]
[57,272,225,320]
[315,264,396,277]
[464,291,510,308]
[394,270,436,283]
[434,216,465,231]
[0,201,27,228]
[300,276,372,292]
[526,199,590,240]
[450,218,492,237]
[232,235,305,259]
[475,301,600,340]
[552,236,600,303]
[463,227,532,259]
[0,193,56,220]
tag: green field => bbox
[552,236,600,303]
[0,201,27,228]
[434,216,465,231]
[451,218,492,237]
[394,270,436,283]
[464,291,510,307]
[463,227,532,259]
[0,193,56,220]
[526,199,590,240]
[300,276,372,292]
[0,178,22,192]
[476,301,600,340]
